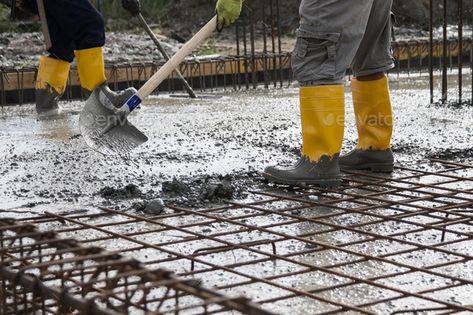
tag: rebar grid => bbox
[0,219,272,315]
[429,0,473,104]
[1,37,471,106]
[4,159,473,314]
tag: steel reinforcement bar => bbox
[1,38,472,106]
[0,219,273,315]
[430,0,473,104]
[4,159,473,314]
[0,54,293,106]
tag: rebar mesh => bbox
[2,159,472,314]
[0,219,272,315]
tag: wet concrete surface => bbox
[1,74,473,314]
[0,74,472,216]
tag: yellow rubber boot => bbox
[74,47,107,92]
[340,76,394,172]
[35,56,71,113]
[263,85,345,186]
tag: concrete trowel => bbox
[79,16,218,155]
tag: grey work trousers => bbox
[292,0,395,85]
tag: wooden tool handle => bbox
[36,0,52,50]
[136,16,217,100]
[137,13,197,99]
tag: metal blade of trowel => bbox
[79,16,218,155]
[79,89,148,155]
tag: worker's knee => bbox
[84,9,105,40]
[75,9,105,50]
[291,25,344,85]
[88,10,105,33]
[43,0,106,50]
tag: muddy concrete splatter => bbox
[426,147,473,160]
[99,183,143,199]
[0,31,182,69]
[0,73,472,217]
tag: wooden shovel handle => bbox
[136,16,217,100]
[137,13,197,99]
[36,0,52,50]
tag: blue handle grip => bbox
[127,95,142,112]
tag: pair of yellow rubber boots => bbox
[35,47,106,112]
[263,77,394,186]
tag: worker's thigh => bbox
[351,0,395,77]
[45,0,105,51]
[292,0,374,85]
[26,0,105,61]
[25,0,75,61]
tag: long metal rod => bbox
[36,0,52,50]
[429,0,434,103]
[137,13,197,98]
[458,0,463,103]
[442,0,448,103]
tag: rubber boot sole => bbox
[263,172,341,187]
[340,162,394,173]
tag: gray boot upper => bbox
[339,149,394,172]
[263,154,341,187]
[35,89,60,114]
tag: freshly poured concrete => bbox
[1,74,473,314]
[1,74,471,214]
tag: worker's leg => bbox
[43,0,106,92]
[24,0,74,113]
[35,54,71,113]
[46,0,138,105]
[340,0,395,172]
[263,0,375,186]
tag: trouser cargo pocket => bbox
[291,25,340,84]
